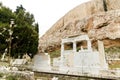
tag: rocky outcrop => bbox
[39,0,120,52]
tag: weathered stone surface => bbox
[59,35,108,74]
[39,0,120,52]
[33,53,51,71]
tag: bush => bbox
[0,73,3,77]
[6,75,17,80]
[50,50,60,58]
[105,47,120,54]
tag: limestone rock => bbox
[39,0,120,52]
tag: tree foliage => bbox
[0,4,38,58]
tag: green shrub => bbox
[0,73,3,77]
[50,50,60,58]
[105,47,120,54]
[109,63,120,69]
[6,75,17,80]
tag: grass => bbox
[105,47,120,54]
[0,73,4,78]
[49,49,60,65]
[50,49,60,58]
[109,64,120,69]
[0,61,9,66]
[0,73,30,80]
[6,75,17,80]
[109,60,120,69]
[105,47,120,69]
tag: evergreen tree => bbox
[0,3,38,58]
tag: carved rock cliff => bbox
[39,0,120,52]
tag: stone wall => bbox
[39,0,120,52]
[33,53,51,71]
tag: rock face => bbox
[39,0,120,52]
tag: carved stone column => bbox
[98,40,108,69]
[73,41,76,52]
[87,40,92,51]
